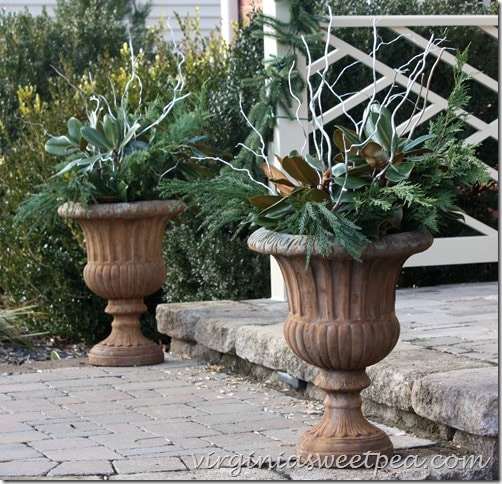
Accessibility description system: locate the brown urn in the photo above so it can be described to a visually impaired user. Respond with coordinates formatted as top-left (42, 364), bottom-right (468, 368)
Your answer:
top-left (58, 200), bottom-right (183, 367)
top-left (248, 228), bottom-right (433, 465)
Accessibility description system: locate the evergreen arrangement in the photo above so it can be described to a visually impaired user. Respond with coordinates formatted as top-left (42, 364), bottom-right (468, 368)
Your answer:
top-left (160, 49), bottom-right (489, 261)
top-left (15, 45), bottom-right (216, 229)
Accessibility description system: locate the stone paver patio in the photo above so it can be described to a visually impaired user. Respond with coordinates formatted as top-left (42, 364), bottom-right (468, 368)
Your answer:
top-left (0, 281), bottom-right (498, 480)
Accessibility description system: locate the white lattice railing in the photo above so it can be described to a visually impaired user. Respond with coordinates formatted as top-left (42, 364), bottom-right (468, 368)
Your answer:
top-left (263, 4), bottom-right (498, 299)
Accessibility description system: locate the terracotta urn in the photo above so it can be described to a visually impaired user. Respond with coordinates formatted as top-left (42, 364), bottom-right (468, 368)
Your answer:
top-left (248, 227), bottom-right (433, 465)
top-left (58, 200), bottom-right (183, 367)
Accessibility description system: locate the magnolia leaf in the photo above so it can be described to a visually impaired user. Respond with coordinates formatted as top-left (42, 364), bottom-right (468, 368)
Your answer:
top-left (361, 141), bottom-right (388, 168)
top-left (81, 126), bottom-right (112, 149)
top-left (249, 194), bottom-right (283, 210)
top-left (51, 157), bottom-right (92, 177)
top-left (120, 122), bottom-right (141, 148)
top-left (347, 163), bottom-right (373, 176)
top-left (45, 136), bottom-right (79, 156)
top-left (178, 162), bottom-right (214, 180)
top-left (281, 155), bottom-right (320, 187)
top-left (333, 175), bottom-right (370, 189)
top-left (333, 188), bottom-right (357, 205)
top-left (259, 197), bottom-right (294, 219)
top-left (363, 103), bottom-right (394, 153)
top-left (51, 158), bottom-right (86, 178)
top-left (67, 117), bottom-right (84, 143)
top-left (260, 163), bottom-right (286, 181)
top-left (400, 148), bottom-right (432, 160)
top-left (304, 153), bottom-right (325, 171)
top-left (332, 163), bottom-right (348, 178)
top-left (301, 188), bottom-right (330, 203)
top-left (378, 207), bottom-right (403, 234)
top-left (385, 161), bottom-right (415, 182)
top-left (259, 163), bottom-right (295, 195)
top-left (402, 133), bottom-right (436, 152)
top-left (102, 114), bottom-right (120, 148)
top-left (333, 127), bottom-right (360, 154)
top-left (250, 213), bottom-right (281, 229)
top-left (117, 180), bottom-right (129, 202)
top-left (333, 152), bottom-right (362, 164)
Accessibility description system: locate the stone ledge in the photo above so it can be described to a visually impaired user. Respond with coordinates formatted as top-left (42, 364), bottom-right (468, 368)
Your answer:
top-left (411, 367), bottom-right (498, 437)
top-left (156, 298), bottom-right (498, 455)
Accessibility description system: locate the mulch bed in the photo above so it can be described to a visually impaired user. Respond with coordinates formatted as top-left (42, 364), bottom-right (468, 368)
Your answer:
top-left (0, 337), bottom-right (90, 373)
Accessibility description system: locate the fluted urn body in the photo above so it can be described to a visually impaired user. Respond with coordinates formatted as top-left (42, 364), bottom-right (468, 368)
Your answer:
top-left (59, 201), bottom-right (183, 366)
top-left (248, 228), bottom-right (433, 465)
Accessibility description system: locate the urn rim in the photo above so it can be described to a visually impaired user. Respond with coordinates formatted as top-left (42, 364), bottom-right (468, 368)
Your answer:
top-left (247, 227), bottom-right (433, 260)
top-left (58, 200), bottom-right (184, 220)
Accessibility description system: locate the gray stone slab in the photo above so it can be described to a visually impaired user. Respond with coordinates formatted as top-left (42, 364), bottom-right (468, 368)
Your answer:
top-left (0, 430), bottom-right (50, 444)
top-left (0, 443), bottom-right (44, 461)
top-left (411, 367), bottom-right (498, 437)
top-left (47, 460), bottom-right (115, 477)
top-left (112, 456), bottom-right (187, 474)
top-left (157, 300), bottom-right (284, 353)
top-left (29, 437), bottom-right (99, 451)
top-left (364, 342), bottom-right (491, 412)
top-left (40, 445), bottom-right (124, 462)
top-left (0, 458), bottom-right (58, 478)
top-left (234, 323), bottom-right (318, 382)
top-left (33, 420), bottom-right (111, 438)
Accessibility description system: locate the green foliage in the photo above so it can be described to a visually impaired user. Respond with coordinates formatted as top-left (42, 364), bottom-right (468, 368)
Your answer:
top-left (163, 213), bottom-right (270, 303)
top-left (54, 0), bottom-right (151, 56)
top-left (15, 43), bottom-right (216, 230)
top-left (0, 0), bottom-right (150, 152)
top-left (162, 51), bottom-right (489, 263)
top-left (206, 12), bottom-right (265, 159)
top-left (160, 173), bottom-right (266, 236)
top-left (231, 4), bottom-right (327, 168)
top-left (172, 11), bottom-right (231, 95)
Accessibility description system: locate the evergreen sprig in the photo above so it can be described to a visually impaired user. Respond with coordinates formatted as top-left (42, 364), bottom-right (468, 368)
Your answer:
top-left (234, 1), bottom-right (327, 167)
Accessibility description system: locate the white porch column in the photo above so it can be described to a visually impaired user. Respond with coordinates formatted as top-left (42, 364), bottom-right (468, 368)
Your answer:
top-left (221, 0), bottom-right (239, 43)
top-left (263, 0), bottom-right (308, 300)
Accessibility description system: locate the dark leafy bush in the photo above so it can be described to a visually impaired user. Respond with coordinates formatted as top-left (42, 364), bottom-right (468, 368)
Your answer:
top-left (161, 12), bottom-right (270, 300)
top-left (206, 11), bottom-right (265, 155)
top-left (163, 213), bottom-right (270, 303)
top-left (0, 0), bottom-right (150, 153)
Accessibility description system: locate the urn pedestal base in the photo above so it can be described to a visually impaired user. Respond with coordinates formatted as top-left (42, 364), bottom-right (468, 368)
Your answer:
top-left (295, 369), bottom-right (393, 467)
top-left (88, 298), bottom-right (164, 367)
top-left (88, 342), bottom-right (164, 367)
